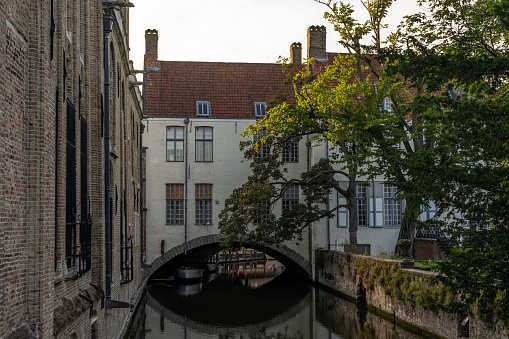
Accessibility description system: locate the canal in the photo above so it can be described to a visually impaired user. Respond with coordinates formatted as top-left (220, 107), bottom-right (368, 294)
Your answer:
top-left (133, 259), bottom-right (432, 339)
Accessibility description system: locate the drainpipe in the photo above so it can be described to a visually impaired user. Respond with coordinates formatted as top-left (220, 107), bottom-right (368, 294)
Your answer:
top-left (140, 121), bottom-right (145, 263)
top-left (103, 14), bottom-right (113, 305)
top-left (184, 118), bottom-right (190, 255)
top-left (306, 136), bottom-right (313, 275)
top-left (326, 140), bottom-right (330, 250)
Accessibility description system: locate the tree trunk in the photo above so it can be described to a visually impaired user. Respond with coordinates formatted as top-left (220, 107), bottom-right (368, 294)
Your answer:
top-left (396, 201), bottom-right (417, 253)
top-left (347, 178), bottom-right (358, 246)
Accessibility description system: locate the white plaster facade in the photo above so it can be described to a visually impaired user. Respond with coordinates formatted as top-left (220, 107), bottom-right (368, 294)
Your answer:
top-left (144, 117), bottom-right (402, 274)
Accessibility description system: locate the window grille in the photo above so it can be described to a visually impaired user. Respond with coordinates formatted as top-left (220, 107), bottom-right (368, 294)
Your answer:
top-left (66, 101), bottom-right (77, 268)
top-left (282, 184), bottom-right (299, 211)
top-left (196, 184), bottom-right (212, 225)
top-left (356, 185), bottom-right (367, 227)
top-left (166, 184), bottom-right (184, 225)
top-left (282, 141), bottom-right (299, 163)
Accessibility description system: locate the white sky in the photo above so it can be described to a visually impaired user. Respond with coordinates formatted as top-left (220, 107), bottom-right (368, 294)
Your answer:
top-left (129, 0), bottom-right (420, 70)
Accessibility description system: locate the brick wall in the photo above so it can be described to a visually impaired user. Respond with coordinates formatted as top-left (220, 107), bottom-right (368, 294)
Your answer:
top-left (0, 0), bottom-right (145, 338)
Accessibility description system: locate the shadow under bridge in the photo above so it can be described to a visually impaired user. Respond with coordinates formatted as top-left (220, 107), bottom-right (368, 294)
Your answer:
top-left (145, 234), bottom-right (312, 280)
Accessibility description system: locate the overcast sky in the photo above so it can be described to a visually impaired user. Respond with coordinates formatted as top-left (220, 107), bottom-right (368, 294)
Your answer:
top-left (129, 0), bottom-right (420, 70)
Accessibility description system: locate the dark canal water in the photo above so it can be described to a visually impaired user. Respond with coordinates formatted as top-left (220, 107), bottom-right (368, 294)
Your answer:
top-left (135, 260), bottom-right (430, 339)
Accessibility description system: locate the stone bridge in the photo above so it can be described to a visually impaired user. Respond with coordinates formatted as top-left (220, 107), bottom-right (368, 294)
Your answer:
top-left (145, 234), bottom-right (312, 279)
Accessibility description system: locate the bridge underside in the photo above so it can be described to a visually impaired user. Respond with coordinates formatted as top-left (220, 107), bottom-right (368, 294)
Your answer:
top-left (146, 234), bottom-right (311, 279)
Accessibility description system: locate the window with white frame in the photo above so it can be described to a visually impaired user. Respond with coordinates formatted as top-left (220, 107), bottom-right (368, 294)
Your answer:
top-left (383, 184), bottom-right (402, 227)
top-left (282, 140), bottom-right (299, 163)
top-left (196, 101), bottom-right (211, 117)
top-left (337, 181), bottom-right (404, 228)
top-left (166, 126), bottom-right (184, 162)
top-left (356, 185), bottom-right (367, 227)
top-left (383, 97), bottom-right (392, 112)
top-left (255, 199), bottom-right (271, 224)
top-left (254, 129), bottom-right (270, 160)
top-left (195, 184), bottom-right (212, 225)
top-left (254, 102), bottom-right (267, 118)
top-left (166, 184), bottom-right (184, 225)
top-left (282, 184), bottom-right (299, 211)
top-left (195, 127), bottom-right (213, 162)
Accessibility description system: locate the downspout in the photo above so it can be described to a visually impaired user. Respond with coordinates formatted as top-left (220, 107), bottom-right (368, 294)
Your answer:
top-left (140, 122), bottom-right (144, 263)
top-left (184, 118), bottom-right (190, 255)
top-left (326, 140), bottom-right (330, 250)
top-left (140, 68), bottom-right (146, 264)
top-left (103, 14), bottom-right (113, 305)
top-left (306, 136), bottom-right (313, 275)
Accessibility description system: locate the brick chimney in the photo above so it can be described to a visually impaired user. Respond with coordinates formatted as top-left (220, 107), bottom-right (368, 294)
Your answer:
top-left (307, 25), bottom-right (326, 60)
top-left (290, 42), bottom-right (302, 65)
top-left (144, 29), bottom-right (158, 68)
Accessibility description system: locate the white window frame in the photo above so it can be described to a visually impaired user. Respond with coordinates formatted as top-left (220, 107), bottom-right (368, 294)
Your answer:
top-left (195, 184), bottom-right (212, 225)
top-left (166, 184), bottom-right (184, 225)
top-left (166, 126), bottom-right (184, 162)
top-left (282, 184), bottom-right (299, 211)
top-left (282, 140), bottom-right (299, 163)
top-left (196, 101), bottom-right (211, 117)
top-left (254, 102), bottom-right (267, 118)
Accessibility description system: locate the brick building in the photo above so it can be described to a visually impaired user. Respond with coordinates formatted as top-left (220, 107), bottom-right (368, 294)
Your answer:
top-left (0, 1), bottom-right (145, 338)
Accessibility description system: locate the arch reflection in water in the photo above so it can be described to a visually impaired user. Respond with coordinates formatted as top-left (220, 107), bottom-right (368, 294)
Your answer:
top-left (142, 260), bottom-right (429, 339)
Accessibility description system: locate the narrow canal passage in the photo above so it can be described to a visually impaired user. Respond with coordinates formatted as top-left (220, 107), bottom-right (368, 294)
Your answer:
top-left (135, 258), bottom-right (432, 338)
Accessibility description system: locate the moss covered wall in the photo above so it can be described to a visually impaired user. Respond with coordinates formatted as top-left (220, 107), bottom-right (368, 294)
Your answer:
top-left (315, 249), bottom-right (508, 339)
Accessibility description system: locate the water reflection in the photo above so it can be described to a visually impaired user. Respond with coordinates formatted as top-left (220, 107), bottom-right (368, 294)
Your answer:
top-left (138, 259), bottom-right (429, 339)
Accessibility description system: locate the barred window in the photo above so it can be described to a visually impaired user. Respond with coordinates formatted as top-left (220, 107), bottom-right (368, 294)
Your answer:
top-left (166, 126), bottom-right (184, 162)
top-left (282, 141), bottom-right (299, 163)
top-left (195, 127), bottom-right (213, 162)
top-left (166, 184), bottom-right (184, 225)
top-left (282, 184), bottom-right (299, 211)
top-left (196, 184), bottom-right (212, 225)
top-left (383, 184), bottom-right (402, 227)
top-left (255, 199), bottom-right (271, 224)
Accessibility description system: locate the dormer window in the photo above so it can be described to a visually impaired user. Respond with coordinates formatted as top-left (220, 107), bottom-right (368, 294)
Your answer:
top-left (254, 102), bottom-right (267, 118)
top-left (196, 101), bottom-right (210, 117)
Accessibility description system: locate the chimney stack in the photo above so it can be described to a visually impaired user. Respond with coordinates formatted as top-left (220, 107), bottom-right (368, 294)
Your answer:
top-left (307, 25), bottom-right (326, 60)
top-left (144, 29), bottom-right (159, 68)
top-left (290, 42), bottom-right (302, 65)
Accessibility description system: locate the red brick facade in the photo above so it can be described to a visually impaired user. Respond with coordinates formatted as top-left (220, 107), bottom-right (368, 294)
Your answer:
top-left (0, 1), bottom-right (145, 338)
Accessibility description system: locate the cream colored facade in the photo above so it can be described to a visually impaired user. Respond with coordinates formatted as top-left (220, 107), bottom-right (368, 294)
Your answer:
top-left (144, 117), bottom-right (401, 277)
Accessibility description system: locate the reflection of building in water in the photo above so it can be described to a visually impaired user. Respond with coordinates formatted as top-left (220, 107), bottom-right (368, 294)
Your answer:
top-left (218, 259), bottom-right (285, 288)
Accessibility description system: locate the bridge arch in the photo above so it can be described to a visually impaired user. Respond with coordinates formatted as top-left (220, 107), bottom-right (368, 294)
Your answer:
top-left (145, 234), bottom-right (311, 279)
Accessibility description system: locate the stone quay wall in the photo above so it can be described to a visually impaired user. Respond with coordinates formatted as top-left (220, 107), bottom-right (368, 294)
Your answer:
top-left (315, 249), bottom-right (508, 339)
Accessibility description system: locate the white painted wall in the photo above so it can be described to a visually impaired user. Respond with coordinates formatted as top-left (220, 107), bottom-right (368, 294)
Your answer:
top-left (144, 117), bottom-right (402, 268)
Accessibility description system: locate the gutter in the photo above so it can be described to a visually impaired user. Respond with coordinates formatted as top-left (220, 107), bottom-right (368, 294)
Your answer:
top-left (184, 118), bottom-right (190, 254)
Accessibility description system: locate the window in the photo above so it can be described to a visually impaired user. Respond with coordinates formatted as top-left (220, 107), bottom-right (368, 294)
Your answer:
top-left (282, 184), bottom-right (299, 211)
top-left (66, 101), bottom-right (77, 268)
top-left (254, 129), bottom-right (270, 160)
top-left (166, 126), bottom-right (184, 162)
top-left (196, 101), bottom-right (210, 117)
top-left (383, 184), bottom-right (402, 227)
top-left (383, 97), bottom-right (392, 112)
top-left (282, 141), bottom-right (299, 163)
top-left (337, 181), bottom-right (405, 228)
top-left (254, 102), bottom-right (267, 118)
top-left (166, 184), bottom-right (184, 225)
top-left (255, 199), bottom-right (271, 224)
top-left (356, 185), bottom-right (367, 227)
top-left (195, 127), bottom-right (213, 162)
top-left (196, 184), bottom-right (212, 225)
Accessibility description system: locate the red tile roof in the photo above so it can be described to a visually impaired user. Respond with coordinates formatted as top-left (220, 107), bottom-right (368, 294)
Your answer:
top-left (145, 53), bottom-right (391, 120)
top-left (145, 61), bottom-right (294, 119)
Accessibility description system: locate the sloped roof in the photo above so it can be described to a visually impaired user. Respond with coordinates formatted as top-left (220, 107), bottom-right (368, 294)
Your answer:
top-left (145, 60), bottom-right (293, 119)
